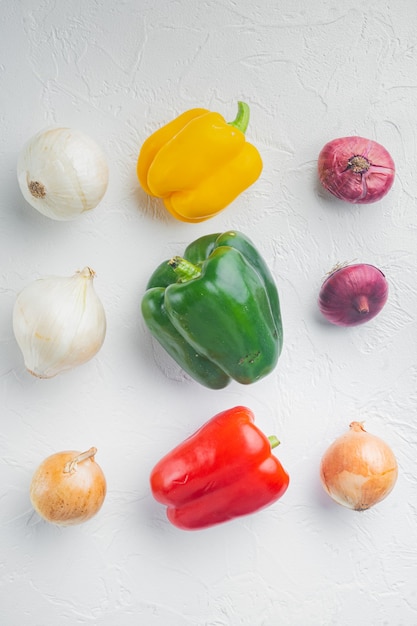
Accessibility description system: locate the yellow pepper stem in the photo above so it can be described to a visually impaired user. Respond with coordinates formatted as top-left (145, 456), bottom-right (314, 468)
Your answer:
top-left (228, 101), bottom-right (250, 134)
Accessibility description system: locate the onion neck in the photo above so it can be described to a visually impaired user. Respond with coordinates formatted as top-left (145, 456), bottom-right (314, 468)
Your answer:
top-left (349, 421), bottom-right (366, 433)
top-left (353, 295), bottom-right (369, 315)
top-left (64, 447), bottom-right (97, 473)
top-left (77, 267), bottom-right (96, 279)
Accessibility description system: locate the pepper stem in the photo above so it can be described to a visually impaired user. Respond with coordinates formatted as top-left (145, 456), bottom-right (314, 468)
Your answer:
top-left (228, 101), bottom-right (250, 134)
top-left (168, 256), bottom-right (202, 282)
top-left (268, 435), bottom-right (280, 449)
top-left (63, 447), bottom-right (97, 474)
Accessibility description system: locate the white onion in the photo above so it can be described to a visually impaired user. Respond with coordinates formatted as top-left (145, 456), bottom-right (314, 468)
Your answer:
top-left (13, 267), bottom-right (106, 378)
top-left (17, 127), bottom-right (109, 220)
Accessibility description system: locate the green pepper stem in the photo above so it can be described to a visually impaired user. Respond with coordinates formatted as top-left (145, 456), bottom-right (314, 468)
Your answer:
top-left (168, 256), bottom-right (202, 282)
top-left (268, 435), bottom-right (280, 449)
top-left (228, 101), bottom-right (250, 134)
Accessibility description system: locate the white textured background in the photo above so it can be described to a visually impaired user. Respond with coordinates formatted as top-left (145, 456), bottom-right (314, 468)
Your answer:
top-left (1, 1), bottom-right (416, 625)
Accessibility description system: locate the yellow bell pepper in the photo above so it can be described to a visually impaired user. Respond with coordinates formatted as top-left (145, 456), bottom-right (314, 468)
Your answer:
top-left (137, 102), bottom-right (263, 222)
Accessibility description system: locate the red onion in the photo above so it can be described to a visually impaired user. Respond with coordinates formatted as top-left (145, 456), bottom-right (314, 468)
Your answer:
top-left (318, 263), bottom-right (388, 327)
top-left (318, 136), bottom-right (395, 203)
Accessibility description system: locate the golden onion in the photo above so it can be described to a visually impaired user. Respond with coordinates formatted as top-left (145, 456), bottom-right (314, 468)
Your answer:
top-left (320, 421), bottom-right (398, 511)
top-left (30, 447), bottom-right (106, 525)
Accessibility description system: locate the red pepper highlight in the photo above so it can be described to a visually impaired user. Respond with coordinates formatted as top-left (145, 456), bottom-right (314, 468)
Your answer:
top-left (150, 406), bottom-right (290, 530)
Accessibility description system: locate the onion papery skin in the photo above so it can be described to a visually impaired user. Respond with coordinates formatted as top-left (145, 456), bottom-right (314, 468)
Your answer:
top-left (318, 263), bottom-right (388, 327)
top-left (17, 127), bottom-right (109, 220)
top-left (320, 422), bottom-right (398, 511)
top-left (318, 136), bottom-right (395, 204)
top-left (30, 448), bottom-right (107, 526)
top-left (12, 267), bottom-right (107, 378)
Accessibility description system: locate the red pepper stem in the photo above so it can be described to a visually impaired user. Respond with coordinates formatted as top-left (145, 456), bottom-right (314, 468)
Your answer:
top-left (228, 101), bottom-right (250, 134)
top-left (168, 256), bottom-right (202, 282)
top-left (268, 435), bottom-right (280, 449)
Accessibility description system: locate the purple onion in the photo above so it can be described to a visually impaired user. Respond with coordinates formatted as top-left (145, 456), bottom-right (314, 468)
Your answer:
top-left (318, 263), bottom-right (388, 327)
top-left (318, 136), bottom-right (395, 204)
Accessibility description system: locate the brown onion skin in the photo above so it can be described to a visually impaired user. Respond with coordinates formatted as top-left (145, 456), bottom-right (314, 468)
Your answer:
top-left (30, 448), bottom-right (106, 526)
top-left (318, 263), bottom-right (388, 327)
top-left (320, 422), bottom-right (398, 511)
top-left (318, 136), bottom-right (395, 204)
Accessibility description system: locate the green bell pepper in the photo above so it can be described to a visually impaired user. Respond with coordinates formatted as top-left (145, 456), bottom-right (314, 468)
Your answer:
top-left (141, 231), bottom-right (283, 389)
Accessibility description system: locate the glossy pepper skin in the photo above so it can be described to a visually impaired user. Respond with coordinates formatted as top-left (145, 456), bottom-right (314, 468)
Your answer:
top-left (150, 406), bottom-right (290, 530)
top-left (137, 102), bottom-right (263, 222)
top-left (141, 231), bottom-right (283, 389)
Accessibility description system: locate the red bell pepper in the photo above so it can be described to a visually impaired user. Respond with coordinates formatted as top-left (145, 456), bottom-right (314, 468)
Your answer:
top-left (150, 406), bottom-right (290, 530)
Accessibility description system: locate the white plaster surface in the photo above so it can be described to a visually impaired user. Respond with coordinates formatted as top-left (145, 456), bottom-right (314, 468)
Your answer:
top-left (1, 1), bottom-right (416, 624)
